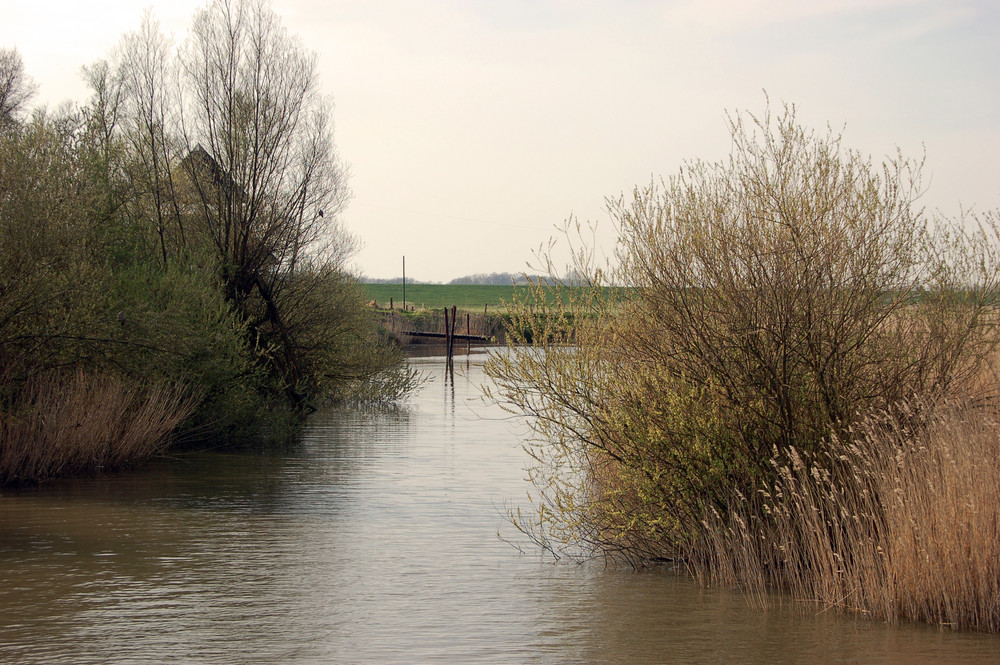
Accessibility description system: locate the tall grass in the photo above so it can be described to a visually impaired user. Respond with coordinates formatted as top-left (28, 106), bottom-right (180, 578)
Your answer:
top-left (690, 396), bottom-right (1000, 631)
top-left (1, 371), bottom-right (198, 485)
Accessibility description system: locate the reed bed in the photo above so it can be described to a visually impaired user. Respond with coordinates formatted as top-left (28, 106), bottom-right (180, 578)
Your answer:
top-left (1, 371), bottom-right (198, 485)
top-left (690, 397), bottom-right (1000, 631)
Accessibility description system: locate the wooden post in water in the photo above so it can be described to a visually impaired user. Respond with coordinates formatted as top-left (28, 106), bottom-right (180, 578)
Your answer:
top-left (449, 307), bottom-right (454, 359)
top-left (444, 306), bottom-right (452, 362)
top-left (449, 306), bottom-right (458, 360)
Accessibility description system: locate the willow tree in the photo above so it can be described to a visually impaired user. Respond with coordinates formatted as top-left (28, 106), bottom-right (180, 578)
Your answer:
top-left (487, 102), bottom-right (1000, 562)
top-left (0, 47), bottom-right (37, 128)
top-left (79, 0), bottom-right (411, 413)
top-left (114, 13), bottom-right (186, 266)
top-left (173, 0), bottom-right (354, 401)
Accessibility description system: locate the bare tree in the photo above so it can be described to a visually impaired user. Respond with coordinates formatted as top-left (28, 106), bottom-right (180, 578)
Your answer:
top-left (0, 47), bottom-right (38, 127)
top-left (79, 0), bottom-right (389, 406)
top-left (179, 0), bottom-right (353, 399)
top-left (116, 13), bottom-right (187, 265)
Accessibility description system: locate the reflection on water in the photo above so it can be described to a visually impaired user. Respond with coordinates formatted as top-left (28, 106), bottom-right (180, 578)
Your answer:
top-left (2, 356), bottom-right (999, 664)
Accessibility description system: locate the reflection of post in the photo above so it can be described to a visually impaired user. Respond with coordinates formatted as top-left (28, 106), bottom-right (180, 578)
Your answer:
top-left (444, 357), bottom-right (455, 390)
top-left (445, 352), bottom-right (455, 408)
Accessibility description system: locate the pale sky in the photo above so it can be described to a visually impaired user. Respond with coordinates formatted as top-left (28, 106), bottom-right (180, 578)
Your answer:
top-left (3, 0), bottom-right (999, 282)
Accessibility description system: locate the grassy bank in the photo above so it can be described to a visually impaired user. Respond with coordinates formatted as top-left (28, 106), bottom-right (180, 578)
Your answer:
top-left (363, 284), bottom-right (521, 311)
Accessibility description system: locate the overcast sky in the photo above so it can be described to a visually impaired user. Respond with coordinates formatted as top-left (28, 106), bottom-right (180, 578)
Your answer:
top-left (3, 0), bottom-right (999, 282)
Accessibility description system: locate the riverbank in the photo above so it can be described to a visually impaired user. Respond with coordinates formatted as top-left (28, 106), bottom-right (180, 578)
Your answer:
top-left (379, 308), bottom-right (509, 347)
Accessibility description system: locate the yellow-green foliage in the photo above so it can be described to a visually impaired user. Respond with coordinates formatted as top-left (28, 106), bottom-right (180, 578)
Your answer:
top-left (486, 101), bottom-right (1000, 575)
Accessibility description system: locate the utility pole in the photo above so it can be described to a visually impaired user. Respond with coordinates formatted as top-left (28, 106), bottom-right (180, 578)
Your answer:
top-left (402, 255), bottom-right (406, 312)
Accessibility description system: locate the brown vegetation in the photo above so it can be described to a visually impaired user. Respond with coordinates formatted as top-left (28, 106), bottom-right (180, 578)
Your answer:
top-left (692, 388), bottom-right (1000, 631)
top-left (1, 371), bottom-right (198, 485)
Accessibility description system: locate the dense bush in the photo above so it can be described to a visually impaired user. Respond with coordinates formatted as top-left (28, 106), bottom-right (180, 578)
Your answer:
top-left (486, 102), bottom-right (1000, 571)
top-left (0, 4), bottom-right (417, 483)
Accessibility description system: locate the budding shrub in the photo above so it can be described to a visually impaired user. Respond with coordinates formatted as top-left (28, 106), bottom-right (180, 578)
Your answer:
top-left (487, 102), bottom-right (1000, 561)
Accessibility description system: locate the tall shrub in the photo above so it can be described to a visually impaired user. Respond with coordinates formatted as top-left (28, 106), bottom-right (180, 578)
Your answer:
top-left (486, 102), bottom-right (1000, 561)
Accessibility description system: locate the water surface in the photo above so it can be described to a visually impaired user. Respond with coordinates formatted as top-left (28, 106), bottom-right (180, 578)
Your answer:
top-left (2, 356), bottom-right (998, 663)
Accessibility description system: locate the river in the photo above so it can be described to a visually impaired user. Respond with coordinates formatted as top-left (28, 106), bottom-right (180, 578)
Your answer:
top-left (1, 355), bottom-right (999, 664)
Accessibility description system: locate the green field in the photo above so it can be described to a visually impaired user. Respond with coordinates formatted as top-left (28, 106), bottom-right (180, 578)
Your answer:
top-left (361, 283), bottom-right (626, 312)
top-left (360, 284), bottom-right (528, 311)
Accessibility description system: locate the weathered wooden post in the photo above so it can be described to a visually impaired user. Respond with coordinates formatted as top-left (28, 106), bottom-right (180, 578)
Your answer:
top-left (449, 306), bottom-right (457, 360)
top-left (444, 306), bottom-right (452, 362)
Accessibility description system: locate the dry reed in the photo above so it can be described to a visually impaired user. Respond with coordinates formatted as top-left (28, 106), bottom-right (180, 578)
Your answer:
top-left (690, 397), bottom-right (1000, 631)
top-left (1, 370), bottom-right (198, 485)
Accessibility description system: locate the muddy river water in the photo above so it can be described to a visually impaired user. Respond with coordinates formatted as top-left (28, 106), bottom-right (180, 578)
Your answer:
top-left (2, 356), bottom-right (998, 663)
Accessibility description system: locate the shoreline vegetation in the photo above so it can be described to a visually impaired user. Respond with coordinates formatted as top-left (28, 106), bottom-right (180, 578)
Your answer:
top-left (4, 0), bottom-right (998, 638)
top-left (0, 1), bottom-right (417, 486)
top-left (485, 103), bottom-right (1000, 631)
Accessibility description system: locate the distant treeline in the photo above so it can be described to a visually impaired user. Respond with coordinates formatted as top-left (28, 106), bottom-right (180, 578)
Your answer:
top-left (447, 272), bottom-right (551, 285)
top-left (363, 277), bottom-right (435, 285)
